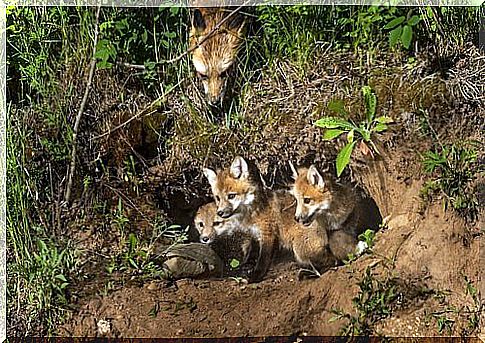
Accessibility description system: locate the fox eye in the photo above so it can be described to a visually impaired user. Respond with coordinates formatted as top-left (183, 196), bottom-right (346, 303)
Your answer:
top-left (198, 72), bottom-right (208, 81)
top-left (198, 222), bottom-right (204, 228)
top-left (227, 193), bottom-right (236, 200)
top-left (215, 196), bottom-right (220, 202)
top-left (303, 197), bottom-right (311, 204)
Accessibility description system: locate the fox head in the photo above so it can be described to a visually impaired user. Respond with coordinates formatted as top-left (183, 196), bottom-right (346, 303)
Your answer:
top-left (203, 156), bottom-right (259, 219)
top-left (290, 164), bottom-right (334, 226)
top-left (194, 202), bottom-right (238, 244)
top-left (189, 8), bottom-right (246, 106)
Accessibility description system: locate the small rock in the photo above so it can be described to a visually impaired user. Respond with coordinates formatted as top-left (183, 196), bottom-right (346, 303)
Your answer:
top-left (146, 282), bottom-right (158, 291)
top-left (176, 329), bottom-right (184, 335)
top-left (97, 319), bottom-right (111, 336)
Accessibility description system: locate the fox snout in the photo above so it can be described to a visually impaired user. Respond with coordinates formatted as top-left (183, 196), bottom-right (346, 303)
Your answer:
top-left (295, 213), bottom-right (313, 227)
top-left (205, 78), bottom-right (226, 107)
top-left (199, 233), bottom-right (214, 244)
top-left (216, 207), bottom-right (234, 219)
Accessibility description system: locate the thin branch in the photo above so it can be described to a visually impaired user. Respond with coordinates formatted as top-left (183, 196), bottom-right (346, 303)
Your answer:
top-left (64, 6), bottom-right (101, 205)
top-left (89, 77), bottom-right (185, 141)
top-left (117, 3), bottom-right (248, 70)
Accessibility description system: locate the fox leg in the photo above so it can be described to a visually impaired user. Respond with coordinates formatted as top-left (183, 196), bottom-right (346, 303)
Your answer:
top-left (297, 262), bottom-right (322, 280)
top-left (240, 239), bottom-right (252, 265)
top-left (328, 230), bottom-right (358, 261)
top-left (249, 237), bottom-right (275, 283)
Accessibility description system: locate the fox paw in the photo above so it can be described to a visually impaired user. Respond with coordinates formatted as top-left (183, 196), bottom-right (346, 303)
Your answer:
top-left (298, 268), bottom-right (321, 280)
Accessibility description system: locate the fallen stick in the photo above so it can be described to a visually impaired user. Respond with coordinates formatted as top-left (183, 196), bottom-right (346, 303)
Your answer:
top-left (64, 6), bottom-right (101, 205)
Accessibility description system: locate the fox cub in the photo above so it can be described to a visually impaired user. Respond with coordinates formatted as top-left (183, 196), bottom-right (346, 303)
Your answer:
top-left (203, 156), bottom-right (335, 282)
top-left (189, 7), bottom-right (247, 106)
top-left (194, 201), bottom-right (254, 267)
top-left (290, 164), bottom-right (382, 261)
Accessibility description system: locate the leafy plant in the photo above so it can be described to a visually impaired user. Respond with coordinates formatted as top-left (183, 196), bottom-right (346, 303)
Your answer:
top-left (331, 266), bottom-right (398, 335)
top-left (315, 86), bottom-right (393, 176)
top-left (420, 142), bottom-right (481, 222)
top-left (384, 10), bottom-right (421, 49)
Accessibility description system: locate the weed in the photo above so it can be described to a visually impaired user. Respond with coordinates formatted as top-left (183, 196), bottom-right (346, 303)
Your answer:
top-left (420, 142), bottom-right (481, 222)
top-left (315, 86), bottom-right (393, 176)
top-left (344, 229), bottom-right (376, 265)
top-left (384, 10), bottom-right (421, 49)
top-left (331, 266), bottom-right (398, 335)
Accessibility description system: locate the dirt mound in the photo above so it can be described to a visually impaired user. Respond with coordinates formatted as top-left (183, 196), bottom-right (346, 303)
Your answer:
top-left (59, 146), bottom-right (483, 337)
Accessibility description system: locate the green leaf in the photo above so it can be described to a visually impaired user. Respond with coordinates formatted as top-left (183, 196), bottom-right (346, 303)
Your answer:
top-left (55, 274), bottom-right (67, 282)
top-left (374, 123), bottom-right (388, 132)
top-left (323, 129), bottom-right (345, 140)
top-left (362, 86), bottom-right (376, 122)
top-left (315, 117), bottom-right (354, 130)
top-left (389, 26), bottom-right (402, 48)
top-left (408, 15), bottom-right (421, 26)
top-left (384, 16), bottom-right (405, 29)
top-left (401, 25), bottom-right (413, 49)
top-left (230, 259), bottom-right (240, 269)
top-left (327, 99), bottom-right (348, 116)
top-left (375, 116), bottom-right (394, 124)
top-left (336, 141), bottom-right (356, 177)
top-left (347, 129), bottom-right (354, 143)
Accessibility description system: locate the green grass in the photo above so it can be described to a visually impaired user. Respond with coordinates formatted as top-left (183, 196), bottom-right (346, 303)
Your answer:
top-left (331, 265), bottom-right (399, 336)
top-left (421, 142), bottom-right (482, 222)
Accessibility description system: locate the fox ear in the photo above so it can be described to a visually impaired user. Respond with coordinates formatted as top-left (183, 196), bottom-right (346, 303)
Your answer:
top-left (289, 161), bottom-right (298, 180)
top-left (230, 156), bottom-right (249, 180)
top-left (307, 165), bottom-right (325, 189)
top-left (192, 9), bottom-right (206, 32)
top-left (203, 168), bottom-right (217, 187)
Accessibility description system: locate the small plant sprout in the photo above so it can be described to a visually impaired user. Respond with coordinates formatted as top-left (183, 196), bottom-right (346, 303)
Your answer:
top-left (315, 86), bottom-right (393, 176)
top-left (229, 258), bottom-right (241, 269)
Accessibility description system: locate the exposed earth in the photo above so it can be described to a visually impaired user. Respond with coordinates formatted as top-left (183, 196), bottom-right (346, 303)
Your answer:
top-left (59, 144), bottom-right (483, 337)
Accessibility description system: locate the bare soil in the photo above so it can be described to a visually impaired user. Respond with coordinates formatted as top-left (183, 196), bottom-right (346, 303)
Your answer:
top-left (59, 144), bottom-right (483, 337)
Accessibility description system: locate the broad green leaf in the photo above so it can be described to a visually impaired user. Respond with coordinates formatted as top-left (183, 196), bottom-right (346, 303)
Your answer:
top-left (362, 86), bottom-right (377, 122)
top-left (408, 15), bottom-right (421, 26)
top-left (384, 16), bottom-right (405, 29)
top-left (315, 117), bottom-right (354, 130)
top-left (327, 99), bottom-right (348, 116)
top-left (401, 25), bottom-right (413, 49)
top-left (336, 141), bottom-right (356, 177)
top-left (323, 129), bottom-right (345, 140)
top-left (375, 116), bottom-right (394, 124)
top-left (389, 26), bottom-right (402, 48)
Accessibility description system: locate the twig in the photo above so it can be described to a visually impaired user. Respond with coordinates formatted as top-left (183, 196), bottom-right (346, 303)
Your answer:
top-left (64, 6), bottom-right (101, 204)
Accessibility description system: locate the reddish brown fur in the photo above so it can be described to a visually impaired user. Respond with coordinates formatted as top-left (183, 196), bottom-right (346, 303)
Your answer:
top-left (189, 7), bottom-right (246, 105)
top-left (292, 167), bottom-right (361, 261)
top-left (205, 159), bottom-right (335, 281)
top-left (275, 192), bottom-right (336, 272)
